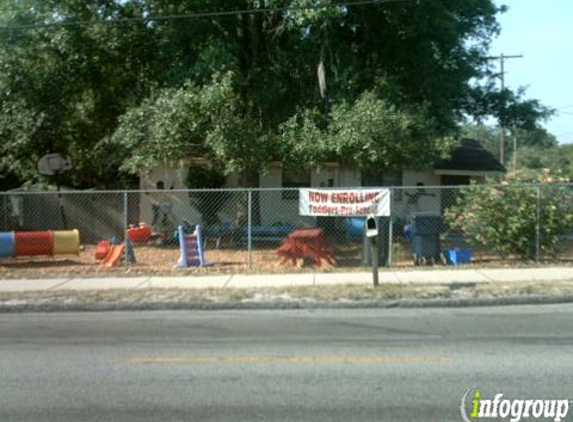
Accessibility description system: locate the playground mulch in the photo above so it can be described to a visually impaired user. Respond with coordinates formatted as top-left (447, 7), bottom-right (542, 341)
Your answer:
top-left (0, 243), bottom-right (341, 279)
top-left (0, 242), bottom-right (572, 279)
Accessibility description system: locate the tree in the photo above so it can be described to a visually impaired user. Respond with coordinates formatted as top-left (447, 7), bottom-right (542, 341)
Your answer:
top-left (278, 92), bottom-right (454, 171)
top-left (468, 86), bottom-right (554, 132)
top-left (518, 145), bottom-right (573, 180)
top-left (0, 0), bottom-right (160, 188)
top-left (0, 0), bottom-right (553, 187)
top-left (112, 0), bottom-right (509, 177)
top-left (461, 123), bottom-right (557, 159)
top-left (461, 122), bottom-right (570, 180)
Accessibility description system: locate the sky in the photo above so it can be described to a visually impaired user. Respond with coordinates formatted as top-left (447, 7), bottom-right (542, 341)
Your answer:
top-left (490, 0), bottom-right (573, 144)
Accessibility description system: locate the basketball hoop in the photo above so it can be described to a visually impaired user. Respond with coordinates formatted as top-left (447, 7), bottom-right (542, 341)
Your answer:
top-left (36, 153), bottom-right (73, 229)
top-left (37, 153), bottom-right (73, 176)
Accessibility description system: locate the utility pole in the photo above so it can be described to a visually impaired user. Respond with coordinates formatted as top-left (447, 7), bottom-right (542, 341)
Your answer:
top-left (512, 132), bottom-right (518, 174)
top-left (486, 53), bottom-right (523, 165)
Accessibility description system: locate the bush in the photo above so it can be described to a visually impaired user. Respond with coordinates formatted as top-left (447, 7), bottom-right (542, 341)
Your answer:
top-left (445, 179), bottom-right (573, 260)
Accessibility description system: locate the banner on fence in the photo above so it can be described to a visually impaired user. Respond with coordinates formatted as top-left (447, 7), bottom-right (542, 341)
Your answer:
top-left (299, 188), bottom-right (391, 217)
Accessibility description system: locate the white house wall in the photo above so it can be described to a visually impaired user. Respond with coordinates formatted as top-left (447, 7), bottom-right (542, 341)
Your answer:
top-left (139, 164), bottom-right (202, 228)
top-left (342, 166), bottom-right (362, 187)
top-left (394, 170), bottom-right (442, 220)
top-left (140, 165), bottom-right (446, 229)
top-left (402, 170), bottom-right (440, 187)
top-left (258, 166), bottom-right (312, 227)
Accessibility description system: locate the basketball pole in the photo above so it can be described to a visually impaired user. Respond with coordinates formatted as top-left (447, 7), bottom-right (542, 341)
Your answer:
top-left (37, 154), bottom-right (72, 230)
top-left (56, 175), bottom-right (68, 230)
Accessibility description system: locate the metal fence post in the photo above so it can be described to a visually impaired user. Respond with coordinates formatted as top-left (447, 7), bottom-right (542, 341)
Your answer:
top-left (2, 195), bottom-right (6, 231)
top-left (247, 189), bottom-right (252, 272)
top-left (388, 188), bottom-right (393, 267)
top-left (535, 184), bottom-right (541, 263)
top-left (123, 191), bottom-right (129, 266)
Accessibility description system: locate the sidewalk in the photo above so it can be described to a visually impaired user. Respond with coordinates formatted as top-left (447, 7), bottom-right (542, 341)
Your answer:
top-left (0, 267), bottom-right (572, 293)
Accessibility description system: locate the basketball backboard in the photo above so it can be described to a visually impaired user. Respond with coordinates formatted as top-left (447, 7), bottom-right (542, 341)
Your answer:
top-left (37, 153), bottom-right (73, 176)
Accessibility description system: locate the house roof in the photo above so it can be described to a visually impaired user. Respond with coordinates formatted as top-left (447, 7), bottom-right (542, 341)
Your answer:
top-left (435, 138), bottom-right (505, 173)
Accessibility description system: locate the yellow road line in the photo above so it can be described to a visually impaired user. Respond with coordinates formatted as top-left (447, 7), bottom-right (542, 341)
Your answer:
top-left (126, 355), bottom-right (452, 365)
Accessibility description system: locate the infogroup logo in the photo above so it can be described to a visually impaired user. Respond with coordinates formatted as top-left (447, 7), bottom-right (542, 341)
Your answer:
top-left (460, 388), bottom-right (571, 422)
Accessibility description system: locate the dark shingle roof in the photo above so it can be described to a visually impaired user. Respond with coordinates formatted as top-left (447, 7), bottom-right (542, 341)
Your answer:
top-left (435, 138), bottom-right (505, 172)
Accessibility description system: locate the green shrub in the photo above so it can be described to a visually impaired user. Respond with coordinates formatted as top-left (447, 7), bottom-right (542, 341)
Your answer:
top-left (445, 180), bottom-right (573, 260)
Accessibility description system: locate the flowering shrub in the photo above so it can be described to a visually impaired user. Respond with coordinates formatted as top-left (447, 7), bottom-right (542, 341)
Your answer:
top-left (445, 177), bottom-right (573, 260)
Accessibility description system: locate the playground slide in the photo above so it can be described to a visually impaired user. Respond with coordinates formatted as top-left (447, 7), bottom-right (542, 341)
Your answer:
top-left (102, 244), bottom-right (124, 267)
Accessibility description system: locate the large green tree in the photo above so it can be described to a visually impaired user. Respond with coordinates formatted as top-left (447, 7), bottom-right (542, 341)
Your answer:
top-left (461, 123), bottom-right (557, 157)
top-left (517, 144), bottom-right (573, 180)
top-left (0, 0), bottom-right (159, 187)
top-left (0, 0), bottom-right (552, 187)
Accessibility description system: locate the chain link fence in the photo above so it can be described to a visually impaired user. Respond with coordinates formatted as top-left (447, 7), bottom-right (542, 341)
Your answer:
top-left (0, 184), bottom-right (572, 275)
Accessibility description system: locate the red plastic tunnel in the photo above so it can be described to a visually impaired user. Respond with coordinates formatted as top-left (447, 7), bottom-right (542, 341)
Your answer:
top-left (14, 231), bottom-right (54, 256)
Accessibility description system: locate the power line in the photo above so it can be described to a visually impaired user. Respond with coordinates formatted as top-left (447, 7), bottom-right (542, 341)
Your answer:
top-left (0, 0), bottom-right (414, 31)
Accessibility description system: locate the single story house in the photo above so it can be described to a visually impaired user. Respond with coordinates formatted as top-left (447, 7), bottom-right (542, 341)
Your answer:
top-left (138, 139), bottom-right (504, 229)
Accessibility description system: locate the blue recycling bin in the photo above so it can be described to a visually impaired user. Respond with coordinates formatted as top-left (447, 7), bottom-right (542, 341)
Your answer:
top-left (444, 248), bottom-right (472, 265)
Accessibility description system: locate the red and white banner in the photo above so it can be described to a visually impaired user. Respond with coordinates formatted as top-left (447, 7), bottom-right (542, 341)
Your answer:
top-left (299, 189), bottom-right (391, 217)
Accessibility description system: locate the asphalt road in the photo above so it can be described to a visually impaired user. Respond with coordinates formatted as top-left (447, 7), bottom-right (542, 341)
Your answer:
top-left (1, 305), bottom-right (572, 422)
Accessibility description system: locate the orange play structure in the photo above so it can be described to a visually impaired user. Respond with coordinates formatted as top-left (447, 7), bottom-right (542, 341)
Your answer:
top-left (101, 244), bottom-right (125, 267)
top-left (95, 240), bottom-right (111, 260)
top-left (95, 237), bottom-right (135, 267)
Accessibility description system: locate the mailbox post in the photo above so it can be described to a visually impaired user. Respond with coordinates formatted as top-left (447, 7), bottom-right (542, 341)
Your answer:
top-left (366, 215), bottom-right (379, 287)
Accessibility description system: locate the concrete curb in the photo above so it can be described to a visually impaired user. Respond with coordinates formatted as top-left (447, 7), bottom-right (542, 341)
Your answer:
top-left (2, 294), bottom-right (573, 313)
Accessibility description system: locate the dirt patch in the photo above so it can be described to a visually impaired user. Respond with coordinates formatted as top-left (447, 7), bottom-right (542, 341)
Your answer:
top-left (0, 243), bottom-right (340, 279)
top-left (0, 241), bottom-right (572, 279)
top-left (1, 281), bottom-right (573, 306)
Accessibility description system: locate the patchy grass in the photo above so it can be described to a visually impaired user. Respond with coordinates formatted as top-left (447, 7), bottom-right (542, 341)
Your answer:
top-left (472, 281), bottom-right (573, 298)
top-left (1, 280), bottom-right (573, 306)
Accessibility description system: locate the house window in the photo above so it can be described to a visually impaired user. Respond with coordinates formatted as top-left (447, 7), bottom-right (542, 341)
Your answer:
top-left (282, 169), bottom-right (310, 200)
top-left (361, 169), bottom-right (402, 187)
top-left (361, 169), bottom-right (402, 200)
